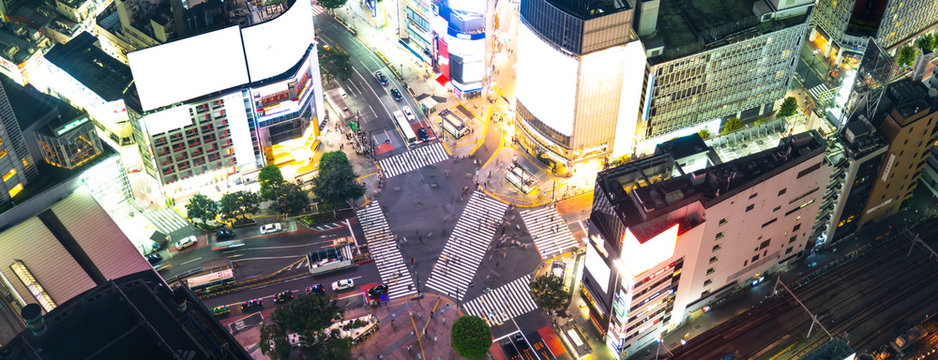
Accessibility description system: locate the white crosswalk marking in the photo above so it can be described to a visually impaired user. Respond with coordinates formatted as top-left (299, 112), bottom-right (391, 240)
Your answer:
top-left (425, 191), bottom-right (509, 301)
top-left (312, 4), bottom-right (325, 15)
top-left (520, 207), bottom-right (580, 260)
top-left (378, 142), bottom-right (449, 178)
top-left (808, 84), bottom-right (835, 105)
top-left (462, 275), bottom-right (538, 326)
top-left (356, 202), bottom-right (417, 300)
top-left (143, 208), bottom-right (190, 234)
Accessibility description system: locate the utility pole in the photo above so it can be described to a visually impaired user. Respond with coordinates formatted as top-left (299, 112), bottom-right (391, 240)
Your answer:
top-left (774, 277), bottom-right (833, 339)
top-left (905, 229), bottom-right (938, 260)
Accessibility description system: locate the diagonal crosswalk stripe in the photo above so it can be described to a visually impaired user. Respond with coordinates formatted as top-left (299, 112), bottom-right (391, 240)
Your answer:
top-left (356, 202), bottom-right (417, 299)
top-left (461, 275), bottom-right (538, 326)
top-left (425, 191), bottom-right (509, 301)
top-left (519, 207), bottom-right (580, 260)
top-left (378, 142), bottom-right (450, 178)
top-left (143, 208), bottom-right (190, 234)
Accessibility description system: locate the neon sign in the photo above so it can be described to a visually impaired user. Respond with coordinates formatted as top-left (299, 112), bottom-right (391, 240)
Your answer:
top-left (56, 117), bottom-right (90, 136)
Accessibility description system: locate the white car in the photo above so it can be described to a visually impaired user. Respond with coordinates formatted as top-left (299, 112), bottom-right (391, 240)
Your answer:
top-left (175, 235), bottom-right (197, 249)
top-left (402, 106), bottom-right (417, 123)
top-left (260, 223), bottom-right (282, 234)
top-left (331, 279), bottom-right (355, 292)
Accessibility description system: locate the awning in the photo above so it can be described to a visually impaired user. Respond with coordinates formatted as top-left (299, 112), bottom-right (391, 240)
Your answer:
top-left (150, 231), bottom-right (167, 242)
top-left (436, 75), bottom-right (449, 86)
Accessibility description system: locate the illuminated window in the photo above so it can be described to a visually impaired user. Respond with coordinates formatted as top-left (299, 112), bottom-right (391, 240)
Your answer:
top-left (8, 183), bottom-right (22, 198)
top-left (0, 149), bottom-right (5, 159)
top-left (2, 168), bottom-right (16, 182)
top-left (10, 260), bottom-right (56, 312)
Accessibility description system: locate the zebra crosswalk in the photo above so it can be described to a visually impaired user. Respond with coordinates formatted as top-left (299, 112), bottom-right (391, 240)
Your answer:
top-left (425, 191), bottom-right (509, 301)
top-left (462, 275), bottom-right (538, 327)
top-left (378, 142), bottom-right (449, 178)
top-left (807, 84), bottom-right (835, 106)
top-left (143, 208), bottom-right (190, 234)
top-left (520, 207), bottom-right (580, 260)
top-left (312, 4), bottom-right (325, 15)
top-left (356, 202), bottom-right (417, 300)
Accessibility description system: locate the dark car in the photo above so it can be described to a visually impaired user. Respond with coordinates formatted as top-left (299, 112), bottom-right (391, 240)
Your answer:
top-left (145, 253), bottom-right (162, 265)
top-left (241, 299), bottom-right (264, 312)
top-left (416, 127), bottom-right (429, 141)
top-left (390, 88), bottom-right (403, 101)
top-left (501, 340), bottom-right (521, 360)
top-left (307, 284), bottom-right (326, 294)
top-left (367, 284), bottom-right (389, 300)
top-left (374, 71), bottom-right (389, 86)
top-left (216, 229), bottom-right (235, 240)
top-left (275, 290), bottom-right (294, 303)
top-left (511, 333), bottom-right (530, 353)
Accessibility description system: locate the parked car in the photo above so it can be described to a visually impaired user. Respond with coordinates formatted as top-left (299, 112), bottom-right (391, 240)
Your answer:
top-left (402, 106), bottom-right (417, 122)
top-left (332, 278), bottom-right (355, 292)
top-left (390, 88), bottom-right (403, 101)
top-left (241, 299), bottom-right (264, 312)
top-left (416, 127), bottom-right (429, 141)
top-left (175, 235), bottom-right (197, 249)
top-left (275, 290), bottom-right (294, 303)
top-left (216, 229), bottom-right (235, 240)
top-left (145, 253), bottom-right (162, 265)
top-left (367, 284), bottom-right (389, 299)
top-left (260, 223), bottom-right (282, 234)
top-left (374, 71), bottom-right (389, 86)
top-left (307, 284), bottom-right (326, 294)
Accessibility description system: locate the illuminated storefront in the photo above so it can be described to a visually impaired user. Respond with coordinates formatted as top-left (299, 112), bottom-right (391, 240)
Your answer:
top-left (35, 116), bottom-right (103, 169)
top-left (429, 0), bottom-right (486, 98)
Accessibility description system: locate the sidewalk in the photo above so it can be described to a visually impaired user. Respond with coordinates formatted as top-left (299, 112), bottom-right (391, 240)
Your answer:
top-left (346, 294), bottom-right (464, 360)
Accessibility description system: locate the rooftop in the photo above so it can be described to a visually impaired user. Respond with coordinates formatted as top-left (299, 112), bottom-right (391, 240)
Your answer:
top-left (1, 77), bottom-right (85, 136)
top-left (840, 117), bottom-right (887, 159)
top-left (0, 23), bottom-right (45, 64)
top-left (545, 0), bottom-right (631, 20)
top-left (1, 271), bottom-right (251, 360)
top-left (596, 130), bottom-right (827, 241)
top-left (43, 32), bottom-right (134, 102)
top-left (644, 0), bottom-right (808, 63)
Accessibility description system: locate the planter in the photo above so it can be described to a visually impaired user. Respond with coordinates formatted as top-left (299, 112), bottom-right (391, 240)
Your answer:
top-left (230, 218), bottom-right (257, 228)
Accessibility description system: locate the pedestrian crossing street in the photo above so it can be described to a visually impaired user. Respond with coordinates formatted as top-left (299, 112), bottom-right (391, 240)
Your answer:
top-left (462, 275), bottom-right (538, 327)
top-left (807, 84), bottom-right (835, 105)
top-left (143, 208), bottom-right (190, 234)
top-left (311, 4), bottom-right (325, 15)
top-left (356, 202), bottom-right (417, 300)
top-left (425, 191), bottom-right (509, 301)
top-left (520, 207), bottom-right (580, 260)
top-left (378, 142), bottom-right (449, 178)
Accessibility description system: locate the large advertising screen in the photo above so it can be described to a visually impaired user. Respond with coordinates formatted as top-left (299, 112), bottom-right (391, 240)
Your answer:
top-left (242, 0), bottom-right (315, 82)
top-left (251, 56), bottom-right (314, 123)
top-left (128, 26), bottom-right (250, 112)
top-left (515, 24), bottom-right (577, 137)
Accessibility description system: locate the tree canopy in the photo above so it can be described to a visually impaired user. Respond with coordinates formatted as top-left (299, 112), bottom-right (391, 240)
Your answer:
top-left (185, 193), bottom-right (217, 222)
top-left (259, 165), bottom-right (286, 201)
top-left (720, 116), bottom-right (743, 135)
top-left (272, 181), bottom-right (310, 216)
top-left (778, 96), bottom-right (798, 117)
top-left (530, 274), bottom-right (569, 311)
top-left (312, 151), bottom-right (365, 207)
top-left (450, 315), bottom-right (492, 359)
top-left (319, 46), bottom-right (353, 82)
top-left (916, 33), bottom-right (935, 53)
top-left (219, 190), bottom-right (261, 220)
top-left (319, 0), bottom-right (347, 10)
top-left (259, 292), bottom-right (349, 360)
top-left (697, 129), bottom-right (711, 140)
top-left (897, 45), bottom-right (919, 68)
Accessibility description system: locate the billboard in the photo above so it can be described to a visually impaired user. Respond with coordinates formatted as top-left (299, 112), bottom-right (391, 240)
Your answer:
top-left (241, 0), bottom-right (315, 82)
top-left (515, 23), bottom-right (578, 137)
top-left (128, 26), bottom-right (250, 112)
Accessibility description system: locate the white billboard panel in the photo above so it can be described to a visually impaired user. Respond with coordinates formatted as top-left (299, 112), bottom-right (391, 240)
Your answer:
top-left (447, 0), bottom-right (485, 15)
top-left (242, 0), bottom-right (314, 82)
top-left (128, 26), bottom-right (249, 112)
top-left (515, 24), bottom-right (578, 137)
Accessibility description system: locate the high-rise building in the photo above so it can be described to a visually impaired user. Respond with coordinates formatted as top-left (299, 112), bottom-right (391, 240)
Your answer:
top-left (636, 0), bottom-right (813, 146)
top-left (427, 0), bottom-right (487, 99)
top-left (0, 78), bottom-right (38, 203)
top-left (861, 79), bottom-right (938, 224)
top-left (514, 0), bottom-right (646, 167)
top-left (0, 270), bottom-right (251, 359)
top-left (811, 0), bottom-right (938, 68)
top-left (580, 130), bottom-right (829, 357)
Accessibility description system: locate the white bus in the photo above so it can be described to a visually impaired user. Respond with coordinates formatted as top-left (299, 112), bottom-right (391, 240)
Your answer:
top-left (186, 269), bottom-right (234, 293)
top-left (393, 110), bottom-right (417, 147)
top-left (441, 113), bottom-right (469, 139)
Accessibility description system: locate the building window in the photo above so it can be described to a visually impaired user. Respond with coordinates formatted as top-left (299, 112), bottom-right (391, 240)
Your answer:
top-left (749, 193), bottom-right (758, 199)
top-left (8, 183), bottom-right (23, 198)
top-left (752, 254), bottom-right (760, 262)
top-left (706, 268), bottom-right (715, 275)
top-left (719, 218), bottom-right (728, 226)
top-left (793, 224), bottom-right (801, 232)
top-left (773, 205), bottom-right (781, 212)
top-left (759, 239), bottom-right (771, 249)
top-left (712, 244), bottom-right (721, 252)
top-left (10, 260), bottom-right (57, 312)
top-left (2, 168), bottom-right (16, 182)
top-left (709, 256), bottom-right (718, 264)
top-left (703, 280), bottom-right (712, 287)
top-left (762, 218), bottom-right (777, 228)
top-left (715, 232), bottom-right (725, 240)
top-left (785, 247), bottom-right (793, 254)
top-left (746, 204), bottom-right (755, 212)
top-left (797, 162), bottom-right (823, 179)
top-left (778, 188), bottom-right (787, 196)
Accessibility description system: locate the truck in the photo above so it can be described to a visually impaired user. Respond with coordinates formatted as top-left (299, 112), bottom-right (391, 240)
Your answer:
top-left (307, 244), bottom-right (355, 276)
top-left (326, 314), bottom-right (380, 345)
top-left (890, 325), bottom-right (925, 353)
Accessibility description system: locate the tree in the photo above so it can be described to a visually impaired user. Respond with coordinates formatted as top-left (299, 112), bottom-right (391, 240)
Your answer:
top-left (916, 33), bottom-right (935, 53)
top-left (897, 45), bottom-right (919, 68)
top-left (312, 151), bottom-right (365, 207)
top-left (259, 292), bottom-right (348, 360)
top-left (259, 165), bottom-right (286, 201)
top-left (530, 275), bottom-right (570, 312)
top-left (450, 315), bottom-right (492, 359)
top-left (697, 129), bottom-right (711, 140)
top-left (272, 181), bottom-right (310, 216)
top-left (319, 0), bottom-right (347, 11)
top-left (319, 46), bottom-right (353, 82)
top-left (219, 190), bottom-right (261, 220)
top-left (259, 324), bottom-right (292, 360)
top-left (185, 193), bottom-right (217, 222)
top-left (720, 116), bottom-right (743, 135)
top-left (778, 96), bottom-right (798, 117)
top-left (609, 154), bottom-right (631, 168)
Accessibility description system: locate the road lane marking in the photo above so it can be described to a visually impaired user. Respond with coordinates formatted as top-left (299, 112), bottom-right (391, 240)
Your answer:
top-left (180, 257), bottom-right (202, 266)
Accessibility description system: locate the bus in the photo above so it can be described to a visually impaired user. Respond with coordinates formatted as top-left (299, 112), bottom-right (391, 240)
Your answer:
top-left (186, 269), bottom-right (234, 293)
top-left (393, 110), bottom-right (417, 147)
top-left (441, 112), bottom-right (468, 139)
